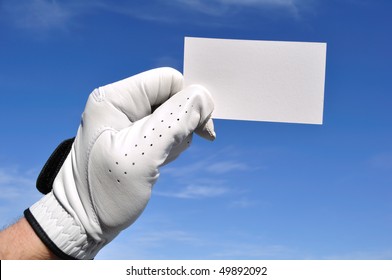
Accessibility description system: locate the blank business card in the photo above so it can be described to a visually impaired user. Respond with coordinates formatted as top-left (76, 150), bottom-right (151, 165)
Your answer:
top-left (183, 37), bottom-right (327, 124)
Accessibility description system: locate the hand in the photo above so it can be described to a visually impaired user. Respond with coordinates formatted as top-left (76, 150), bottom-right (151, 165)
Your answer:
top-left (25, 67), bottom-right (215, 259)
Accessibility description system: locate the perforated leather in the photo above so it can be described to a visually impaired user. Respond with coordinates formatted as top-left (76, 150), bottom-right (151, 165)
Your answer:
top-left (26, 68), bottom-right (215, 259)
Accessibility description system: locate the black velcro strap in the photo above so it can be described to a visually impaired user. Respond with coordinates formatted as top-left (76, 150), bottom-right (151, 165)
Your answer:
top-left (36, 137), bottom-right (75, 194)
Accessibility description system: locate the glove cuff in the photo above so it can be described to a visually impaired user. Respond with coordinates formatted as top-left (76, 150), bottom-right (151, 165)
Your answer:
top-left (24, 192), bottom-right (101, 259)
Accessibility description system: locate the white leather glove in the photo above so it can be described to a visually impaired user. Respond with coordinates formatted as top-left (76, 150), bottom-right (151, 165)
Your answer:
top-left (24, 67), bottom-right (215, 259)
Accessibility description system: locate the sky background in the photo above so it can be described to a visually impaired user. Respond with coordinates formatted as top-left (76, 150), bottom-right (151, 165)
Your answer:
top-left (0, 0), bottom-right (391, 260)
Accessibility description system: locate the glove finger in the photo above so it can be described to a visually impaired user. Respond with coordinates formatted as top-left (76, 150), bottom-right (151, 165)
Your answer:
top-left (114, 85), bottom-right (215, 168)
top-left (148, 85), bottom-right (215, 164)
top-left (100, 67), bottom-right (183, 123)
top-left (82, 67), bottom-right (184, 135)
top-left (195, 117), bottom-right (216, 141)
top-left (162, 117), bottom-right (215, 165)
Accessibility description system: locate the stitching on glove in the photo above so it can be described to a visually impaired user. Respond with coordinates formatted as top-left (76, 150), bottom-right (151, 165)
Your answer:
top-left (30, 192), bottom-right (102, 259)
top-left (91, 87), bottom-right (106, 102)
top-left (88, 93), bottom-right (194, 211)
top-left (85, 126), bottom-right (118, 225)
top-left (24, 208), bottom-right (78, 260)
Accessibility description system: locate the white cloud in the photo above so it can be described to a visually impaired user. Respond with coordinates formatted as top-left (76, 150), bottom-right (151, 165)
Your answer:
top-left (0, 168), bottom-right (37, 199)
top-left (155, 183), bottom-right (229, 199)
top-left (369, 151), bottom-right (392, 170)
top-left (162, 157), bottom-right (251, 178)
top-left (136, 229), bottom-right (197, 245)
top-left (161, 160), bottom-right (206, 179)
top-left (98, 214), bottom-right (298, 259)
top-left (2, 0), bottom-right (73, 30)
top-left (1, 0), bottom-right (316, 32)
top-left (229, 197), bottom-right (258, 208)
top-left (207, 160), bottom-right (248, 174)
top-left (96, 213), bottom-right (205, 259)
top-left (177, 0), bottom-right (299, 9)
top-left (325, 249), bottom-right (392, 260)
top-left (169, 0), bottom-right (230, 16)
top-left (171, 0), bottom-right (314, 17)
top-left (0, 167), bottom-right (41, 226)
top-left (212, 243), bottom-right (292, 259)
top-left (158, 146), bottom-right (260, 200)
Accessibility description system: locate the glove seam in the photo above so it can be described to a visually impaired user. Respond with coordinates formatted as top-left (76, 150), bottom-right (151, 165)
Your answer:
top-left (24, 208), bottom-right (78, 260)
top-left (91, 87), bottom-right (106, 102)
top-left (85, 126), bottom-right (119, 226)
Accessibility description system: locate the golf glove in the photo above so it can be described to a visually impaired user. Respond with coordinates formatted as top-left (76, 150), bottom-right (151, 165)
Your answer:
top-left (24, 67), bottom-right (215, 259)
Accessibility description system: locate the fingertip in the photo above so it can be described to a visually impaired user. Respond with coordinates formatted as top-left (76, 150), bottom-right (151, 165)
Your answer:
top-left (185, 84), bottom-right (215, 123)
top-left (156, 67), bottom-right (184, 96)
top-left (195, 118), bottom-right (216, 141)
top-left (181, 85), bottom-right (216, 141)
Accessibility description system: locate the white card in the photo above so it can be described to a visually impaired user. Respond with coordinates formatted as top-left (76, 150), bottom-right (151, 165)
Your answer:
top-left (183, 37), bottom-right (327, 124)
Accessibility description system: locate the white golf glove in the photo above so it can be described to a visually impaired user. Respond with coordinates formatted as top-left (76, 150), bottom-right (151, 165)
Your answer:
top-left (24, 67), bottom-right (215, 259)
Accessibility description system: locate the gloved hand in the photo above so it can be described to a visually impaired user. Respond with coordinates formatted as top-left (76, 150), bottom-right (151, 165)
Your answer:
top-left (24, 67), bottom-right (215, 259)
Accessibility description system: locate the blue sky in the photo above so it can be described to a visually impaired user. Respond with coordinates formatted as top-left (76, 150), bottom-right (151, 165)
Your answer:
top-left (0, 0), bottom-right (391, 260)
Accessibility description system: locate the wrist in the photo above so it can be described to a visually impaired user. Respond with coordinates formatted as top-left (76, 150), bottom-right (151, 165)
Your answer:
top-left (0, 217), bottom-right (59, 260)
top-left (25, 192), bottom-right (102, 259)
